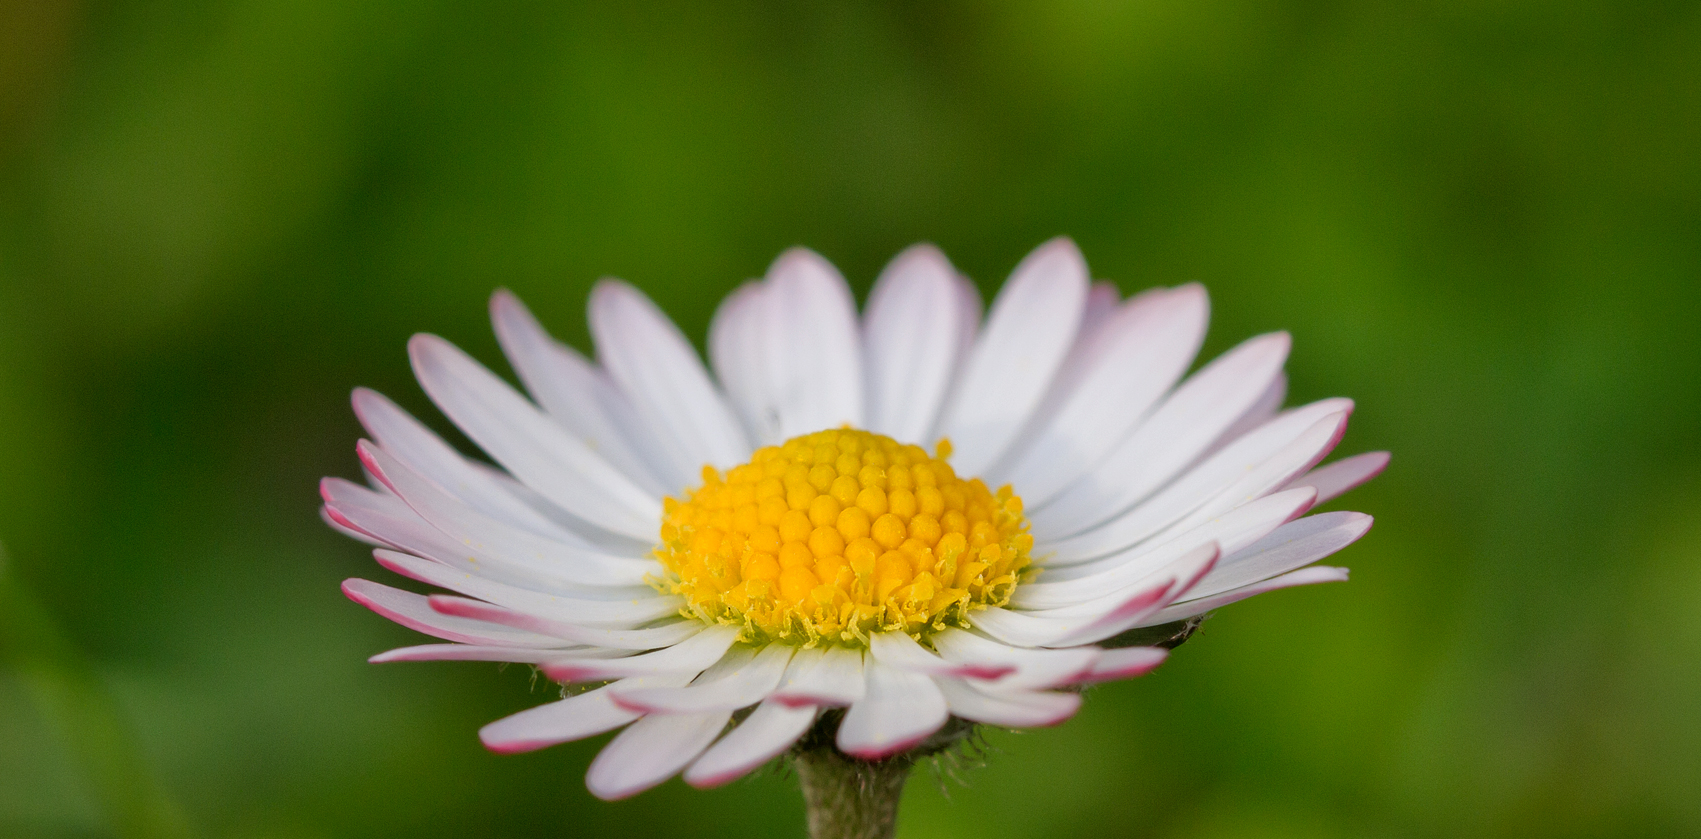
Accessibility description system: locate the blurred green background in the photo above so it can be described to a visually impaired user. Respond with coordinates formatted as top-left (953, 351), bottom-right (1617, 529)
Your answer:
top-left (2, 1), bottom-right (1699, 837)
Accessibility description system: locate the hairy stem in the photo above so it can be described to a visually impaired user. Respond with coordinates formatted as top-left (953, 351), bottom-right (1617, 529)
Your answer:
top-left (794, 746), bottom-right (912, 839)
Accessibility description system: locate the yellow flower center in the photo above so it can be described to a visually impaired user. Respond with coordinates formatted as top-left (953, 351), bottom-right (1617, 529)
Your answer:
top-left (655, 429), bottom-right (1032, 646)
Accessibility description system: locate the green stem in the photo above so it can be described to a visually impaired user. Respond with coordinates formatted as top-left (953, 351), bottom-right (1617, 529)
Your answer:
top-left (793, 746), bottom-right (912, 839)
top-left (0, 554), bottom-right (193, 839)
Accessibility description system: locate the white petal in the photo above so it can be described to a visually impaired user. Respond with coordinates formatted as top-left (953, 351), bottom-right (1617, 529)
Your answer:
top-left (1076, 280), bottom-right (1122, 339)
top-left (409, 334), bottom-right (661, 541)
top-left (1284, 451), bottom-right (1390, 508)
top-left (585, 709), bottom-right (731, 800)
top-left (863, 244), bottom-right (968, 443)
top-left (951, 275), bottom-right (983, 380)
top-left (463, 462), bottom-right (652, 555)
top-left (1032, 332), bottom-right (1291, 537)
top-left (1071, 646), bottom-right (1168, 685)
top-left (541, 625), bottom-right (743, 683)
top-left (1041, 567), bottom-right (1218, 647)
top-left (341, 579), bottom-right (565, 648)
top-left (868, 630), bottom-right (1014, 680)
top-left (685, 698), bottom-right (818, 788)
top-left (771, 645), bottom-right (867, 707)
top-left (968, 564), bottom-right (1185, 648)
top-left (1129, 410), bottom-right (1349, 548)
top-left (611, 643), bottom-right (795, 714)
top-left (427, 595), bottom-right (702, 651)
top-left (929, 629), bottom-right (1100, 690)
top-left (935, 238), bottom-right (1089, 475)
top-left (1207, 370), bottom-right (1288, 455)
top-left (992, 284), bottom-right (1208, 504)
top-left (708, 282), bottom-right (777, 444)
top-left (479, 675), bottom-right (690, 754)
top-left (981, 542), bottom-right (1220, 648)
top-left (360, 441), bottom-right (658, 588)
top-left (934, 678), bottom-right (1081, 728)
top-left (1184, 511), bottom-right (1373, 601)
top-left (589, 280), bottom-right (751, 473)
top-left (1034, 283), bottom-right (1163, 404)
top-left (373, 550), bottom-right (679, 628)
top-left (370, 644), bottom-right (608, 664)
top-left (835, 661), bottom-right (949, 759)
top-left (321, 504), bottom-right (388, 546)
top-left (489, 291), bottom-right (675, 495)
top-left (322, 477), bottom-right (457, 554)
top-left (352, 387), bottom-right (597, 545)
top-left (760, 248), bottom-right (865, 438)
top-left (1022, 539), bottom-right (1222, 622)
top-left (322, 478), bottom-right (642, 599)
top-left (1137, 565), bottom-right (1350, 626)
top-left (1042, 400), bottom-right (1349, 559)
top-left (1017, 488), bottom-right (1316, 607)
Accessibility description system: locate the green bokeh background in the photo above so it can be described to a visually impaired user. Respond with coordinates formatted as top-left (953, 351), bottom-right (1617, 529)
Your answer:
top-left (2, 2), bottom-right (1699, 837)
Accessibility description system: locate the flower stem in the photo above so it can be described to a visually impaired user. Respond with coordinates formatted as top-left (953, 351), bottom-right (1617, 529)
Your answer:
top-left (793, 746), bottom-right (912, 839)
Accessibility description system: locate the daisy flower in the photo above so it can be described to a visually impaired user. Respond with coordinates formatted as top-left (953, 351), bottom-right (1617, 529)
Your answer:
top-left (324, 238), bottom-right (1384, 821)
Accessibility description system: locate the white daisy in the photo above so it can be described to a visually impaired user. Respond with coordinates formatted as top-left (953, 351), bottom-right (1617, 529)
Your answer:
top-left (324, 238), bottom-right (1385, 804)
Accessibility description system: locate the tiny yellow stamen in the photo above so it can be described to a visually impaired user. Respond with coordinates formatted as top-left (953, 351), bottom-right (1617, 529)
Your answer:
top-left (654, 429), bottom-right (1032, 646)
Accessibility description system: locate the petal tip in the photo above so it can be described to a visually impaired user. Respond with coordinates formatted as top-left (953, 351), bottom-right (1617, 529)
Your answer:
top-left (340, 578), bottom-right (372, 605)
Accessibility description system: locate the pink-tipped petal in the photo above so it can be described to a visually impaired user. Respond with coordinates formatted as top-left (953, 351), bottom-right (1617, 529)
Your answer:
top-left (929, 629), bottom-right (1100, 690)
top-left (1017, 487), bottom-right (1315, 606)
top-left (342, 579), bottom-right (562, 648)
top-left (759, 247), bottom-right (865, 438)
top-left (480, 671), bottom-right (695, 756)
top-left (479, 682), bottom-right (650, 754)
top-left (1043, 399), bottom-right (1349, 559)
top-left (1075, 280), bottom-right (1123, 339)
top-left (1041, 551), bottom-right (1218, 647)
top-left (936, 238), bottom-right (1090, 476)
top-left (1032, 331), bottom-right (1291, 536)
top-left (836, 662), bottom-right (949, 759)
top-left (325, 478), bottom-right (630, 599)
top-left (934, 679), bottom-right (1082, 728)
top-left (771, 645), bottom-right (867, 707)
top-left (1208, 370), bottom-right (1288, 454)
top-left (969, 574), bottom-right (1177, 649)
top-left (1143, 411), bottom-right (1348, 545)
top-left (1139, 565), bottom-right (1351, 626)
top-left (863, 244), bottom-right (969, 444)
top-left (708, 281), bottom-right (776, 444)
top-left (360, 441), bottom-right (656, 588)
top-left (541, 626), bottom-right (741, 683)
top-left (370, 644), bottom-right (605, 664)
top-left (684, 699), bottom-right (819, 789)
top-left (610, 643), bottom-right (794, 714)
top-left (588, 280), bottom-right (751, 474)
top-left (1184, 512), bottom-right (1373, 601)
top-left (489, 290), bottom-right (673, 496)
top-left (868, 631), bottom-right (1015, 680)
top-left (321, 504), bottom-right (387, 547)
top-left (374, 550), bottom-right (679, 628)
top-left (1286, 451), bottom-right (1390, 508)
top-left (584, 709), bottom-right (732, 800)
top-left (994, 283), bottom-right (1209, 504)
top-left (426, 595), bottom-right (701, 651)
top-left (321, 477), bottom-right (452, 556)
top-left (1071, 646), bottom-right (1169, 685)
top-left (408, 333), bottom-right (661, 540)
top-left (351, 386), bottom-right (601, 545)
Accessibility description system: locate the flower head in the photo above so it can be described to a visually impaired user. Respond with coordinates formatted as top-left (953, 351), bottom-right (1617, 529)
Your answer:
top-left (325, 238), bottom-right (1385, 800)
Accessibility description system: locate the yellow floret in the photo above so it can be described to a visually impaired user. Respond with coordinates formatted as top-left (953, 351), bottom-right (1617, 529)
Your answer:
top-left (654, 429), bottom-right (1033, 646)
